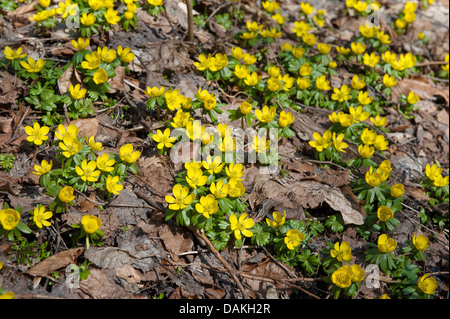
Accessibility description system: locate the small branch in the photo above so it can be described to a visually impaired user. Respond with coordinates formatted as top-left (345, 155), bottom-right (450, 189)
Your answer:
top-left (185, 0), bottom-right (194, 42)
top-left (189, 226), bottom-right (249, 298)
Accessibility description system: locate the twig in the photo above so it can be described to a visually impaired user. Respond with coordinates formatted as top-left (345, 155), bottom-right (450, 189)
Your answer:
top-left (416, 61), bottom-right (448, 67)
top-left (201, 2), bottom-right (230, 28)
top-left (189, 226), bottom-right (250, 298)
top-left (185, 0), bottom-right (194, 42)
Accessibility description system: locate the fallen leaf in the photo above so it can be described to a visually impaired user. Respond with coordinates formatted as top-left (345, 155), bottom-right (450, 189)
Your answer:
top-left (25, 247), bottom-right (84, 280)
top-left (79, 269), bottom-right (133, 299)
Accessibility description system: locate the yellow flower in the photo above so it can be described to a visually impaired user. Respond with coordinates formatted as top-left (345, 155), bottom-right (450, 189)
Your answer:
top-left (171, 109), bottom-right (191, 128)
top-left (382, 51), bottom-right (398, 65)
top-left (365, 166), bottom-right (388, 187)
top-left (25, 122), bottom-right (49, 146)
top-left (331, 85), bottom-right (351, 102)
top-left (228, 180), bottom-right (246, 198)
top-left (336, 46), bottom-right (351, 56)
top-left (231, 47), bottom-right (246, 60)
top-left (234, 64), bottom-right (250, 79)
top-left (210, 180), bottom-right (230, 199)
top-left (442, 53), bottom-right (449, 72)
top-left (383, 74), bottom-right (397, 88)
top-left (80, 12), bottom-right (96, 26)
top-left (58, 186), bottom-right (75, 203)
top-left (75, 160), bottom-right (101, 182)
top-left (370, 115), bottom-right (387, 128)
top-left (363, 52), bottom-right (380, 68)
top-left (266, 211), bottom-right (286, 228)
top-left (144, 86), bottom-right (165, 98)
top-left (300, 2), bottom-right (314, 15)
top-left (243, 54), bottom-right (256, 65)
top-left (332, 132), bottom-right (348, 153)
top-left (380, 294), bottom-right (391, 299)
top-left (360, 128), bottom-right (377, 145)
top-left (94, 153), bottom-right (114, 174)
top-left (32, 205), bottom-right (53, 229)
top-left (239, 101), bottom-right (252, 115)
top-left (20, 57), bottom-right (46, 73)
top-left (93, 68), bottom-right (108, 84)
top-left (230, 213), bottom-right (254, 240)
top-left (69, 84), bottom-right (87, 100)
top-left (3, 46), bottom-right (26, 60)
top-left (148, 0), bottom-right (163, 6)
top-left (331, 265), bottom-right (353, 289)
top-left (407, 91), bottom-right (420, 104)
top-left (338, 113), bottom-right (355, 127)
top-left (357, 91), bottom-right (373, 106)
top-left (358, 144), bottom-right (375, 159)
top-left (377, 205), bottom-right (394, 221)
top-left (350, 264), bottom-right (365, 282)
top-left (240, 31), bottom-right (258, 40)
top-left (81, 51), bottom-right (101, 70)
top-left (195, 194), bottom-right (219, 219)
top-left (377, 234), bottom-right (397, 253)
top-left (285, 229), bottom-right (305, 250)
top-left (418, 274), bottom-right (437, 295)
top-left (262, 0), bottom-right (280, 13)
top-left (59, 136), bottom-right (82, 158)
top-left (252, 135), bottom-right (271, 154)
top-left (202, 155), bottom-right (224, 175)
top-left (299, 63), bottom-right (312, 76)
top-left (425, 163), bottom-right (443, 181)
top-left (97, 47), bottom-right (117, 63)
top-left (267, 77), bottom-right (283, 92)
top-left (317, 43), bottom-right (332, 55)
top-left (349, 106), bottom-right (370, 122)
top-left (246, 21), bottom-right (264, 32)
top-left (244, 72), bottom-right (260, 86)
top-left (117, 45), bottom-right (135, 63)
top-left (186, 168), bottom-right (208, 189)
top-left (119, 144), bottom-right (141, 164)
top-left (104, 8), bottom-right (121, 25)
top-left (152, 128), bottom-right (177, 149)
top-left (55, 124), bottom-right (78, 141)
top-left (71, 38), bottom-right (90, 51)
top-left (0, 208), bottom-right (20, 231)
top-left (377, 30), bottom-right (391, 44)
top-left (434, 174), bottom-right (449, 188)
top-left (272, 12), bottom-right (284, 24)
top-left (86, 136), bottom-right (103, 152)
top-left (411, 234), bottom-right (429, 252)
top-left (389, 183), bottom-right (404, 198)
top-left (279, 110), bottom-right (294, 128)
top-left (330, 241), bottom-right (352, 262)
top-left (292, 20), bottom-right (311, 37)
top-left (210, 53), bottom-right (228, 71)
top-left (33, 159), bottom-right (53, 175)
top-left (378, 160), bottom-right (392, 175)
top-left (81, 215), bottom-right (102, 234)
top-left (351, 75), bottom-right (366, 90)
top-left (315, 75), bottom-right (331, 91)
top-left (309, 130), bottom-right (332, 152)
top-left (302, 33), bottom-right (317, 46)
top-left (374, 134), bottom-right (389, 151)
top-left (353, 0), bottom-right (368, 12)
top-left (260, 28), bottom-right (282, 38)
top-left (297, 77), bottom-right (310, 90)
top-left (106, 176), bottom-right (123, 195)
top-left (351, 42), bottom-right (366, 55)
top-left (255, 105), bottom-right (276, 123)
top-left (225, 163), bottom-right (244, 183)
top-left (292, 47), bottom-right (306, 58)
top-left (39, 0), bottom-right (51, 8)
top-left (194, 53), bottom-right (213, 71)
top-left (359, 25), bottom-right (377, 38)
top-left (165, 184), bottom-right (196, 210)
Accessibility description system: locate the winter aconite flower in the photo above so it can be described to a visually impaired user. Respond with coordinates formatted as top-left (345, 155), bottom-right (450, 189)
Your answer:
top-left (377, 206), bottom-right (394, 222)
top-left (331, 265), bottom-right (353, 289)
top-left (279, 111), bottom-right (295, 128)
top-left (165, 184), bottom-right (196, 210)
top-left (58, 186), bottom-right (75, 203)
top-left (69, 84), bottom-right (87, 100)
top-left (106, 176), bottom-right (124, 195)
top-left (93, 68), bottom-right (108, 84)
top-left (210, 180), bottom-right (230, 199)
top-left (33, 159), bottom-right (53, 176)
top-left (75, 160), bottom-right (101, 182)
top-left (413, 234), bottom-right (429, 251)
top-left (81, 215), bottom-right (102, 234)
top-left (117, 45), bottom-right (135, 63)
top-left (266, 211), bottom-right (286, 228)
top-left (3, 46), bottom-right (26, 60)
top-left (96, 153), bottom-right (115, 172)
top-left (119, 144), bottom-right (141, 164)
top-left (332, 132), bottom-right (348, 153)
top-left (331, 85), bottom-right (351, 102)
top-left (330, 241), bottom-right (353, 262)
top-left (186, 168), bottom-right (208, 189)
top-left (315, 75), bottom-right (331, 91)
top-left (202, 155), bottom-right (224, 175)
top-left (383, 74), bottom-right (397, 88)
top-left (230, 213), bottom-right (254, 240)
top-left (25, 122), bottom-right (49, 146)
top-left (20, 57), bottom-right (46, 73)
top-left (195, 194), bottom-right (219, 219)
top-left (104, 8), bottom-right (121, 25)
top-left (255, 105), bottom-right (276, 123)
top-left (32, 205), bottom-right (53, 229)
top-left (152, 128), bottom-right (177, 150)
top-left (225, 163), bottom-right (244, 183)
top-left (309, 130), bottom-right (332, 152)
top-left (71, 38), bottom-right (90, 50)
top-left (284, 229), bottom-right (305, 250)
top-left (377, 234), bottom-right (397, 253)
top-left (418, 274), bottom-right (437, 295)
top-left (59, 136), bottom-right (82, 158)
top-left (390, 183), bottom-right (404, 198)
top-left (0, 208), bottom-right (20, 231)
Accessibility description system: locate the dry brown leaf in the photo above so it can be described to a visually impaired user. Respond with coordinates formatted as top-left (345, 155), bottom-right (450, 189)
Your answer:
top-left (392, 76), bottom-right (449, 103)
top-left (7, 0), bottom-right (38, 16)
top-left (158, 223), bottom-right (194, 262)
top-left (79, 269), bottom-right (133, 299)
top-left (115, 265), bottom-right (142, 285)
top-left (25, 247), bottom-right (84, 279)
